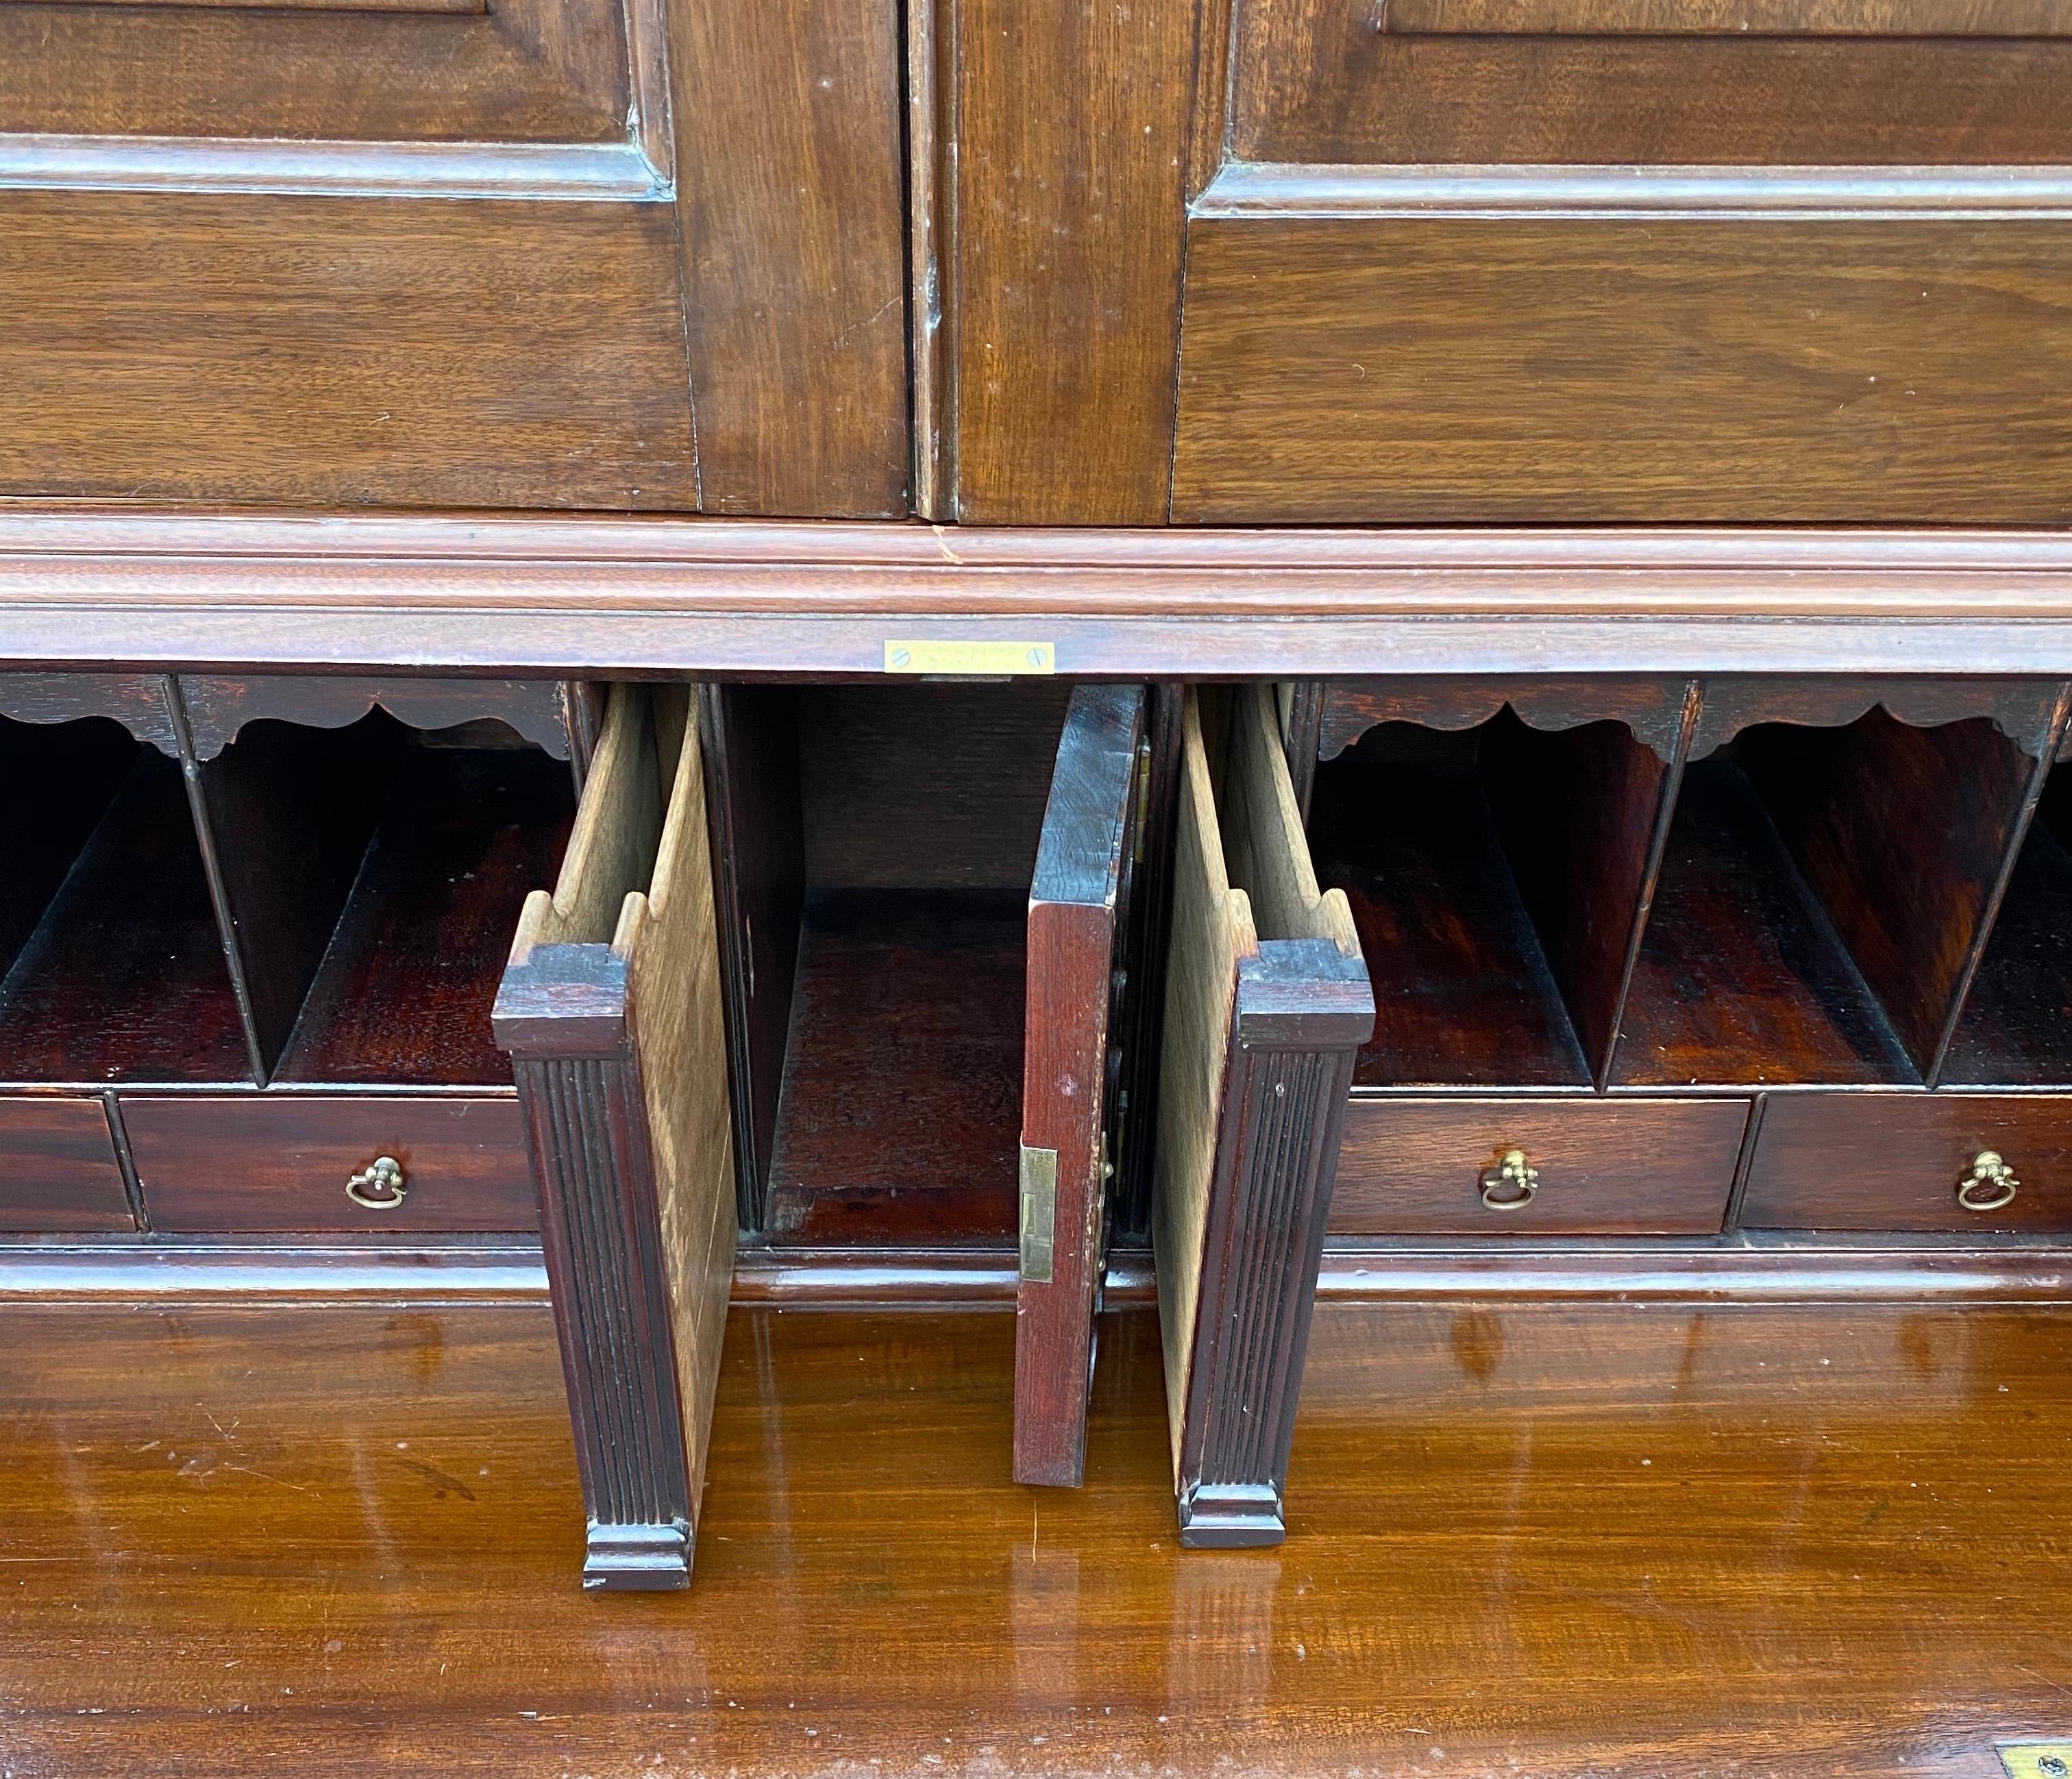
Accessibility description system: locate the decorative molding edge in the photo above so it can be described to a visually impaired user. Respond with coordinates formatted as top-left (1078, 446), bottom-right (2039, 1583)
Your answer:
top-left (0, 134), bottom-right (668, 202)
top-left (1195, 162), bottom-right (2072, 223)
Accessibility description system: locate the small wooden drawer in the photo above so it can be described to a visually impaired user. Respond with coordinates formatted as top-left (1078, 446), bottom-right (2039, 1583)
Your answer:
top-left (124, 1095), bottom-right (533, 1234)
top-left (1330, 1096), bottom-right (1751, 1236)
top-left (1741, 1093), bottom-right (2072, 1234)
top-left (0, 1096), bottom-right (134, 1232)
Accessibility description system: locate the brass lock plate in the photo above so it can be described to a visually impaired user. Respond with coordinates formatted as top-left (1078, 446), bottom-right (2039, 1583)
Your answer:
top-left (884, 639), bottom-right (1055, 677)
top-left (1019, 1144), bottom-right (1058, 1284)
top-left (2001, 1743), bottom-right (2072, 1778)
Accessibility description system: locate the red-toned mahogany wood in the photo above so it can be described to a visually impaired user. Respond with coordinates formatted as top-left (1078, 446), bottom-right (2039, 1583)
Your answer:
top-left (0, 1097), bottom-right (133, 1232)
top-left (1331, 1095), bottom-right (1749, 1237)
top-left (1015, 684), bottom-right (1145, 1489)
top-left (177, 676), bottom-right (576, 762)
top-left (122, 1093), bottom-right (533, 1233)
top-left (12, 516), bottom-right (2072, 675)
top-left (1741, 1090), bottom-right (2072, 1234)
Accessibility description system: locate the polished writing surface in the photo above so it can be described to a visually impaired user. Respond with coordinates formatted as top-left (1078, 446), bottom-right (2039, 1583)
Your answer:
top-left (1, 1302), bottom-right (2069, 1775)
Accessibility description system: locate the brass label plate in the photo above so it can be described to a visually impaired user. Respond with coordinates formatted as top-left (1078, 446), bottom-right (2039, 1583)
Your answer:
top-left (2001, 1744), bottom-right (2072, 1778)
top-left (1020, 1144), bottom-right (1059, 1284)
top-left (884, 639), bottom-right (1055, 676)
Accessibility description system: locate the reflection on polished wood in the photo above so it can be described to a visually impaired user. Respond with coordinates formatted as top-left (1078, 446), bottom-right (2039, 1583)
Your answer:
top-left (1, 1300), bottom-right (2069, 1775)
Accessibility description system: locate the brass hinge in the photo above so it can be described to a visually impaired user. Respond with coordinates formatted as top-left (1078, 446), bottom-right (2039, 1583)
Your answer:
top-left (1019, 1143), bottom-right (1058, 1283)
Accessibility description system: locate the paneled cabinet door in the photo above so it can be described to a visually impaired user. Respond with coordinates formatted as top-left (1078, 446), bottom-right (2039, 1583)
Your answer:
top-left (493, 683), bottom-right (736, 1591)
top-left (928, 0), bottom-right (2072, 524)
top-left (0, 0), bottom-right (905, 514)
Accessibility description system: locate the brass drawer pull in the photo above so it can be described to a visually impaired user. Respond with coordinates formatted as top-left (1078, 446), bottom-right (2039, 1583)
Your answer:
top-left (1479, 1147), bottom-right (1539, 1212)
top-left (1956, 1149), bottom-right (2017, 1213)
top-left (346, 1156), bottom-right (408, 1211)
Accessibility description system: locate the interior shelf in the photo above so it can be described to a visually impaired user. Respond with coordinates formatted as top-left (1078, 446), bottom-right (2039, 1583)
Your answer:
top-left (1943, 767), bottom-right (2072, 1086)
top-left (1612, 755), bottom-right (1916, 1089)
top-left (0, 717), bottom-right (249, 1085)
top-left (273, 743), bottom-right (575, 1088)
top-left (1309, 736), bottom-right (1588, 1088)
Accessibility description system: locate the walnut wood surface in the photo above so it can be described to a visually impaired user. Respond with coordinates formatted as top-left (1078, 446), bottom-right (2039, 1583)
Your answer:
top-left (14, 515), bottom-right (2072, 678)
top-left (1740, 706), bottom-right (2061, 1080)
top-left (1612, 759), bottom-right (1916, 1088)
top-left (947, 0), bottom-right (1200, 519)
top-left (1333, 1096), bottom-right (1749, 1236)
top-left (1310, 749), bottom-right (1590, 1088)
top-left (0, 675), bottom-right (178, 753)
top-left (1387, 0), bottom-right (2072, 32)
top-left (0, 1095), bottom-right (132, 1232)
top-left (763, 891), bottom-right (1027, 1245)
top-left (123, 1094), bottom-right (532, 1234)
top-left (1742, 1091), bottom-right (2072, 1233)
top-left (664, 0), bottom-right (907, 515)
top-left (1173, 218), bottom-right (2072, 524)
top-left (1230, 1), bottom-right (2072, 162)
top-left (16, 1297), bottom-right (2070, 1774)
top-left (179, 677), bottom-right (575, 764)
top-left (1690, 675), bottom-right (2070, 761)
top-left (0, 749), bottom-right (251, 1086)
top-left (0, 194), bottom-right (696, 511)
top-left (1016, 684), bottom-right (1144, 1487)
top-left (273, 748), bottom-right (576, 1088)
top-left (1316, 677), bottom-right (1695, 766)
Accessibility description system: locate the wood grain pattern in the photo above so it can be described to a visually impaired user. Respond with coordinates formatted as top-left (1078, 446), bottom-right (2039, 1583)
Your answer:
top-left (1016, 685), bottom-right (1143, 1488)
top-left (1740, 704), bottom-right (2059, 1080)
top-left (8, 1300), bottom-right (2072, 1776)
top-left (0, 1095), bottom-right (132, 1232)
top-left (949, 0), bottom-right (1201, 520)
top-left (1172, 217), bottom-right (2072, 524)
top-left (797, 683), bottom-right (1070, 892)
top-left (1317, 677), bottom-right (1695, 766)
top-left (1388, 0), bottom-right (2072, 34)
top-left (0, 193), bottom-right (695, 510)
top-left (763, 891), bottom-right (1027, 1244)
top-left (179, 678), bottom-right (574, 764)
top-left (123, 1094), bottom-right (532, 1233)
top-left (272, 748), bottom-right (576, 1088)
top-left (1333, 1096), bottom-right (1749, 1236)
top-left (0, 0), bottom-right (628, 142)
top-left (1612, 759), bottom-right (1916, 1088)
top-left (495, 682), bottom-right (737, 1588)
top-left (1691, 675), bottom-right (2069, 761)
top-left (1310, 746), bottom-right (1590, 1088)
top-left (0, 674), bottom-right (177, 753)
top-left (664, 0), bottom-right (908, 515)
top-left (1229, 0), bottom-right (2072, 163)
top-left (16, 515), bottom-right (2072, 680)
top-left (1742, 1090), bottom-right (2072, 1232)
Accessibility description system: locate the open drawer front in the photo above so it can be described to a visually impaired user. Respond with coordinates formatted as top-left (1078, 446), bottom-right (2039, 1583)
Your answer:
top-left (1154, 686), bottom-right (1373, 1547)
top-left (493, 684), bottom-right (736, 1592)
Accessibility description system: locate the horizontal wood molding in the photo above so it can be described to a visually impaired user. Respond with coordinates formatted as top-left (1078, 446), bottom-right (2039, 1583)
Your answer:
top-left (12, 516), bottom-right (2072, 675)
top-left (1384, 0), bottom-right (2072, 34)
top-left (1195, 161), bottom-right (2072, 221)
top-left (1, 1234), bottom-right (2064, 1304)
top-left (0, 134), bottom-right (667, 201)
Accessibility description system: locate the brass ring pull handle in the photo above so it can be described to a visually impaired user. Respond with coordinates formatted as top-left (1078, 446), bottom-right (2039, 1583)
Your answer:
top-left (1479, 1148), bottom-right (1539, 1212)
top-left (346, 1156), bottom-right (408, 1211)
top-left (1956, 1149), bottom-right (2018, 1214)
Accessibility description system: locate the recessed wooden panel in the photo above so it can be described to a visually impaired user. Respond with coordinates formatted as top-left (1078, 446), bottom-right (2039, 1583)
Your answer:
top-left (1231, 0), bottom-right (2072, 163)
top-left (0, 0), bottom-right (624, 142)
top-left (0, 1096), bottom-right (132, 1232)
top-left (1388, 0), bottom-right (2072, 34)
top-left (1332, 1095), bottom-right (1748, 1236)
top-left (125, 1094), bottom-right (533, 1232)
top-left (1172, 218), bottom-right (2072, 525)
top-left (0, 192), bottom-right (695, 510)
top-left (1742, 1091), bottom-right (2072, 1232)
